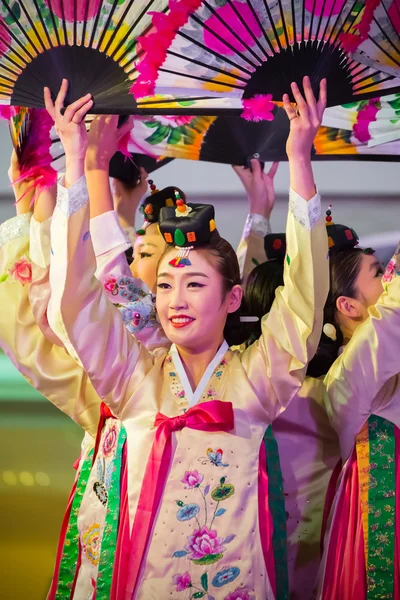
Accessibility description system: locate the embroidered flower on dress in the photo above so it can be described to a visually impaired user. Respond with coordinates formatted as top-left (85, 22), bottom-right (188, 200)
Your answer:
top-left (212, 567), bottom-right (241, 588)
top-left (9, 256), bottom-right (32, 285)
top-left (185, 525), bottom-right (226, 564)
top-left (172, 571), bottom-right (192, 592)
top-left (224, 587), bottom-right (255, 600)
top-left (102, 425), bottom-right (118, 457)
top-left (93, 481), bottom-right (108, 506)
top-left (211, 477), bottom-right (235, 502)
top-left (104, 276), bottom-right (118, 293)
top-left (176, 503), bottom-right (201, 522)
top-left (82, 523), bottom-right (101, 565)
top-left (181, 470), bottom-right (204, 488)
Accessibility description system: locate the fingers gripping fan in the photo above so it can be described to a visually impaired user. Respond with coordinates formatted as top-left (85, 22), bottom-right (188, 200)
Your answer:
top-left (0, 0), bottom-right (171, 112)
top-left (133, 0), bottom-right (400, 111)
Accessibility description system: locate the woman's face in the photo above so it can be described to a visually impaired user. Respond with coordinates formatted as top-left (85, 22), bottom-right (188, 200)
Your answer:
top-left (156, 248), bottom-right (242, 352)
top-left (353, 253), bottom-right (385, 318)
top-left (130, 224), bottom-right (166, 292)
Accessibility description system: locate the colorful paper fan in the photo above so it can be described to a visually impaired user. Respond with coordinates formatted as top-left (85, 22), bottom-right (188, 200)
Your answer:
top-left (322, 93), bottom-right (400, 146)
top-left (126, 104), bottom-right (400, 162)
top-left (0, 0), bottom-right (243, 115)
top-left (133, 0), bottom-right (400, 110)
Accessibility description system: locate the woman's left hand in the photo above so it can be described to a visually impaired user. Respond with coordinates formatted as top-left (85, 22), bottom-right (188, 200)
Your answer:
top-left (85, 115), bottom-right (134, 172)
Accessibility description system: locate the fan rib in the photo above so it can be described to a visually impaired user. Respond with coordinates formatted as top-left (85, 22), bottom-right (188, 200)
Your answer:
top-left (103, 0), bottom-right (136, 55)
top-left (368, 35), bottom-right (400, 67)
top-left (46, 0), bottom-right (62, 46)
top-left (0, 25), bottom-right (33, 65)
top-left (330, 0), bottom-right (362, 46)
top-left (189, 13), bottom-right (258, 69)
top-left (158, 66), bottom-right (245, 91)
top-left (290, 0), bottom-right (297, 43)
top-left (0, 60), bottom-right (21, 78)
top-left (0, 2), bottom-right (38, 59)
top-left (355, 75), bottom-right (397, 93)
top-left (261, 0), bottom-right (284, 51)
top-left (225, 0), bottom-right (270, 59)
top-left (81, 0), bottom-right (91, 46)
top-left (202, 0), bottom-right (264, 64)
top-left (276, 0), bottom-right (290, 47)
top-left (246, 0), bottom-right (277, 54)
top-left (58, 1), bottom-right (68, 46)
top-left (97, 0), bottom-right (120, 51)
top-left (89, 1), bottom-right (103, 49)
top-left (32, 0), bottom-right (53, 48)
top-left (177, 30), bottom-right (253, 76)
top-left (73, 0), bottom-right (77, 46)
top-left (17, 0), bottom-right (47, 53)
top-left (308, 0), bottom-right (318, 43)
top-left (167, 49), bottom-right (249, 84)
top-left (369, 13), bottom-right (400, 62)
top-left (109, 2), bottom-right (168, 60)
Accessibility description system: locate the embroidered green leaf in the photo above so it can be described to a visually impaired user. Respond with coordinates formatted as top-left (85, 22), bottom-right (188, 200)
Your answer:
top-left (0, 274), bottom-right (9, 283)
top-left (193, 593), bottom-right (205, 599)
top-left (192, 553), bottom-right (223, 566)
top-left (144, 120), bottom-right (160, 129)
top-left (251, 257), bottom-right (260, 266)
top-left (176, 500), bottom-right (184, 507)
top-left (174, 228), bottom-right (186, 247)
top-left (286, 255), bottom-right (291, 266)
top-left (201, 572), bottom-right (208, 591)
top-left (220, 477), bottom-right (226, 485)
top-left (145, 125), bottom-right (170, 145)
top-left (167, 127), bottom-right (183, 145)
top-left (211, 484), bottom-right (235, 502)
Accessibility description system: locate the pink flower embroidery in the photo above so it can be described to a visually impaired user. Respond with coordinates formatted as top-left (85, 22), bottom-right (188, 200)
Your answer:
top-left (102, 425), bottom-right (118, 457)
top-left (156, 115), bottom-right (194, 127)
top-left (383, 258), bottom-right (397, 283)
top-left (185, 525), bottom-right (225, 560)
top-left (224, 587), bottom-right (255, 600)
top-left (9, 257), bottom-right (32, 285)
top-left (353, 99), bottom-right (380, 143)
top-left (172, 572), bottom-right (192, 592)
top-left (181, 470), bottom-right (204, 489)
top-left (104, 276), bottom-right (118, 293)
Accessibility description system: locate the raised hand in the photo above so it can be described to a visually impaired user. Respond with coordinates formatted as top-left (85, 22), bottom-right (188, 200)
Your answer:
top-left (85, 115), bottom-right (134, 172)
top-left (233, 160), bottom-right (279, 219)
top-left (112, 166), bottom-right (149, 229)
top-left (283, 76), bottom-right (327, 160)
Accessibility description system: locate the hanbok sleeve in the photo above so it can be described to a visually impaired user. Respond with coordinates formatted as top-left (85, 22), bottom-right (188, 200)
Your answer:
top-left (240, 190), bottom-right (329, 421)
top-left (48, 177), bottom-right (155, 419)
top-left (324, 245), bottom-right (400, 454)
top-left (0, 213), bottom-right (100, 436)
top-left (236, 213), bottom-right (271, 284)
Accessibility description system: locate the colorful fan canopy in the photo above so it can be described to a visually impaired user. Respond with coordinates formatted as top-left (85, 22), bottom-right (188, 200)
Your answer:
top-left (126, 102), bottom-right (400, 162)
top-left (0, 0), bottom-right (242, 115)
top-left (322, 93), bottom-right (400, 147)
top-left (133, 0), bottom-right (400, 110)
top-left (5, 107), bottom-right (173, 189)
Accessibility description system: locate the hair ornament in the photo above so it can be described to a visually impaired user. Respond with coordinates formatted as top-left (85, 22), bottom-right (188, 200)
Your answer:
top-left (323, 323), bottom-right (337, 341)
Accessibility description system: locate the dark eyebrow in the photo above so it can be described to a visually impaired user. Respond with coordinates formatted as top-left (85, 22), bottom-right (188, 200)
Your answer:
top-left (137, 242), bottom-right (158, 249)
top-left (369, 260), bottom-right (382, 271)
top-left (157, 271), bottom-right (210, 279)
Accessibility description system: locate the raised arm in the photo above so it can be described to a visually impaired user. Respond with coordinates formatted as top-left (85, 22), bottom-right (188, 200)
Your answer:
top-left (45, 90), bottom-right (155, 418)
top-left (241, 77), bottom-right (329, 421)
top-left (0, 157), bottom-right (100, 436)
top-left (324, 246), bottom-right (400, 453)
top-left (234, 160), bottom-right (278, 284)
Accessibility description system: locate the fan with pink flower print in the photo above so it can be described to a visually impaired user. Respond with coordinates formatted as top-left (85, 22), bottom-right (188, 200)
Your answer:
top-left (0, 0), bottom-right (242, 115)
top-left (133, 0), bottom-right (400, 119)
top-left (124, 100), bottom-right (400, 165)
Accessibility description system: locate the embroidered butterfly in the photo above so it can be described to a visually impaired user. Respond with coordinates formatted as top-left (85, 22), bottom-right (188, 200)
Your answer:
top-left (198, 448), bottom-right (229, 468)
top-left (93, 457), bottom-right (114, 506)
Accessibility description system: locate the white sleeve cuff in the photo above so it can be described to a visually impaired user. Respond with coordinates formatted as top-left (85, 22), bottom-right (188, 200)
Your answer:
top-left (90, 210), bottom-right (130, 257)
top-left (29, 215), bottom-right (52, 268)
top-left (56, 175), bottom-right (88, 217)
top-left (243, 213), bottom-right (272, 238)
top-left (0, 213), bottom-right (32, 249)
top-left (123, 226), bottom-right (136, 247)
top-left (289, 188), bottom-right (322, 231)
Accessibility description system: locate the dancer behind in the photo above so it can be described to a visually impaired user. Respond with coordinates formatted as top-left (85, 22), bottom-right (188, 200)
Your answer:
top-left (46, 76), bottom-right (328, 600)
top-left (315, 245), bottom-right (400, 597)
top-left (234, 160), bottom-right (279, 285)
top-left (0, 144), bottom-right (165, 597)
